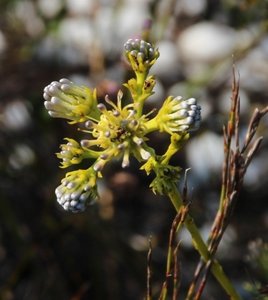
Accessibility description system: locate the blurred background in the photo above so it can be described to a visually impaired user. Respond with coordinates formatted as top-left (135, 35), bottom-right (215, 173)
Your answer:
top-left (0, 0), bottom-right (268, 299)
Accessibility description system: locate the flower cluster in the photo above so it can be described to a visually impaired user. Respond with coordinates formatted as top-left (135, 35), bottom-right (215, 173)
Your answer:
top-left (83, 92), bottom-right (151, 172)
top-left (43, 78), bottom-right (99, 123)
top-left (43, 39), bottom-right (201, 212)
top-left (55, 168), bottom-right (98, 212)
top-left (149, 96), bottom-right (201, 135)
top-left (124, 38), bottom-right (159, 74)
top-left (56, 138), bottom-right (85, 168)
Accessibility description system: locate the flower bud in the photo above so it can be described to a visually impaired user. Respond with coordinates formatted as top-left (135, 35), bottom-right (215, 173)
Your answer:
top-left (57, 138), bottom-right (84, 168)
top-left (43, 79), bottom-right (99, 123)
top-left (55, 169), bottom-right (98, 212)
top-left (156, 96), bottom-right (201, 134)
top-left (124, 39), bottom-right (159, 73)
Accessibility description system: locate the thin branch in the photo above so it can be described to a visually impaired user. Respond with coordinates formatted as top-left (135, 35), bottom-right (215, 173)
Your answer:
top-left (172, 244), bottom-right (181, 300)
top-left (186, 261), bottom-right (205, 300)
top-left (159, 205), bottom-right (189, 300)
top-left (190, 64), bottom-right (268, 299)
top-left (194, 260), bottom-right (213, 300)
top-left (146, 238), bottom-right (153, 300)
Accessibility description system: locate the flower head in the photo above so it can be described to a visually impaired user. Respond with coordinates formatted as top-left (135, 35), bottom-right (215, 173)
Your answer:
top-left (124, 39), bottom-right (159, 73)
top-left (43, 78), bottom-right (99, 123)
top-left (55, 168), bottom-right (98, 212)
top-left (155, 96), bottom-right (201, 135)
top-left (44, 39), bottom-right (202, 213)
top-left (56, 138), bottom-right (85, 168)
top-left (82, 91), bottom-right (151, 169)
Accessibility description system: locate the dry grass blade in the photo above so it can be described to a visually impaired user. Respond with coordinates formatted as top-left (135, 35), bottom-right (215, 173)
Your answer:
top-left (186, 261), bottom-right (205, 300)
top-left (172, 244), bottom-right (181, 300)
top-left (242, 106), bottom-right (268, 154)
top-left (159, 205), bottom-right (189, 300)
top-left (146, 238), bottom-right (153, 300)
top-left (193, 260), bottom-right (213, 300)
top-left (244, 137), bottom-right (263, 169)
top-left (188, 64), bottom-right (268, 299)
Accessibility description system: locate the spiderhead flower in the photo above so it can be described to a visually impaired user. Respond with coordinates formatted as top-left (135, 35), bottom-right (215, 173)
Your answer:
top-left (82, 91), bottom-right (152, 170)
top-left (56, 138), bottom-right (99, 168)
top-left (55, 168), bottom-right (98, 212)
top-left (56, 138), bottom-right (84, 168)
top-left (43, 78), bottom-right (100, 123)
top-left (147, 96), bottom-right (201, 135)
top-left (44, 39), bottom-right (202, 213)
top-left (124, 39), bottom-right (159, 74)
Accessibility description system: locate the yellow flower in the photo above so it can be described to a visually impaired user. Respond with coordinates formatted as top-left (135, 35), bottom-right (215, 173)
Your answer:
top-left (147, 96), bottom-right (201, 135)
top-left (57, 138), bottom-right (100, 168)
top-left (56, 138), bottom-right (84, 168)
top-left (82, 91), bottom-right (152, 170)
top-left (44, 39), bottom-right (202, 212)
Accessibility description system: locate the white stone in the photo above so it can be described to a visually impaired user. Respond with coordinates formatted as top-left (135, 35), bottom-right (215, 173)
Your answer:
top-left (237, 37), bottom-right (268, 92)
top-left (94, 7), bottom-right (116, 55)
top-left (146, 79), bottom-right (165, 106)
top-left (128, 234), bottom-right (149, 251)
top-left (151, 41), bottom-right (180, 81)
top-left (186, 131), bottom-right (224, 182)
top-left (218, 88), bottom-right (250, 116)
top-left (13, 0), bottom-right (44, 37)
top-left (177, 22), bottom-right (236, 63)
top-left (0, 30), bottom-right (7, 54)
top-left (175, 0), bottom-right (206, 16)
top-left (36, 36), bottom-right (60, 60)
top-left (59, 17), bottom-right (94, 49)
top-left (58, 17), bottom-right (94, 63)
top-left (244, 151), bottom-right (268, 189)
top-left (1, 100), bottom-right (31, 131)
top-left (66, 0), bottom-right (95, 15)
top-left (9, 144), bottom-right (35, 170)
top-left (115, 1), bottom-right (150, 45)
top-left (37, 0), bottom-right (63, 18)
top-left (177, 227), bottom-right (192, 248)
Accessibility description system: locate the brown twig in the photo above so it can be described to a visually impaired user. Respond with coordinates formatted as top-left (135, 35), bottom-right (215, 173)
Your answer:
top-left (209, 64), bottom-right (268, 255)
top-left (172, 244), bottom-right (181, 300)
top-left (159, 204), bottom-right (189, 300)
top-left (187, 64), bottom-right (268, 299)
top-left (146, 237), bottom-right (153, 300)
top-left (193, 260), bottom-right (213, 300)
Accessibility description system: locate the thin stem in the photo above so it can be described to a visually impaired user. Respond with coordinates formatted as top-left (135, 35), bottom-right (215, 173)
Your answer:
top-left (172, 245), bottom-right (180, 300)
top-left (160, 206), bottom-right (187, 300)
top-left (168, 187), bottom-right (241, 300)
top-left (134, 72), bottom-right (147, 117)
top-left (146, 238), bottom-right (152, 300)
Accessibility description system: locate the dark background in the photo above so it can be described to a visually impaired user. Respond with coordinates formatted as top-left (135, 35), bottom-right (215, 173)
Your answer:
top-left (0, 1), bottom-right (268, 299)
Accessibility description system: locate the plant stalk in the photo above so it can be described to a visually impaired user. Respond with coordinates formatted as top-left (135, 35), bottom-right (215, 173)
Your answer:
top-left (168, 187), bottom-right (241, 300)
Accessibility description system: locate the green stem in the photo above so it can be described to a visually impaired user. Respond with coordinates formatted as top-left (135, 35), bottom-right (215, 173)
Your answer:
top-left (168, 187), bottom-right (241, 300)
top-left (144, 117), bottom-right (158, 133)
top-left (161, 133), bottom-right (189, 165)
top-left (134, 72), bottom-right (147, 117)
